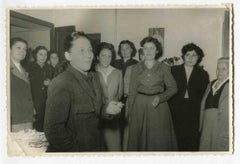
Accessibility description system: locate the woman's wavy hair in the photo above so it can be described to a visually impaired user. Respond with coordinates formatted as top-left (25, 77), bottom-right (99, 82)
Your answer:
top-left (96, 42), bottom-right (116, 64)
top-left (32, 46), bottom-right (48, 62)
top-left (140, 36), bottom-right (163, 60)
top-left (181, 43), bottom-right (204, 66)
top-left (117, 40), bottom-right (137, 58)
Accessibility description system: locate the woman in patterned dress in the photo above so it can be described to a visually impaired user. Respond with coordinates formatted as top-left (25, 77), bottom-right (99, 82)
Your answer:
top-left (125, 37), bottom-right (178, 151)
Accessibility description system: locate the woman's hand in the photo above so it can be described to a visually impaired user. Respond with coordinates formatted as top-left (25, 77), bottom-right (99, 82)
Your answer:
top-left (43, 78), bottom-right (51, 86)
top-left (106, 101), bottom-right (123, 115)
top-left (152, 96), bottom-right (160, 108)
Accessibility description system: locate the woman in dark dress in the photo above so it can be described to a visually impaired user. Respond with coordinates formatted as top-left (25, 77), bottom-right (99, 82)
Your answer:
top-left (112, 40), bottom-right (138, 76)
top-left (112, 40), bottom-right (138, 149)
top-left (126, 37), bottom-right (178, 151)
top-left (26, 46), bottom-right (51, 132)
top-left (169, 43), bottom-right (209, 151)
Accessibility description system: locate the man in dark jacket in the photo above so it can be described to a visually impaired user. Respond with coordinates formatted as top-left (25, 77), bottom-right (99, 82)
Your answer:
top-left (44, 32), bottom-right (122, 152)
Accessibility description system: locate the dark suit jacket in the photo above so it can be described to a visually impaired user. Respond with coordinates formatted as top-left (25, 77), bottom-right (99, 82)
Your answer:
top-left (169, 64), bottom-right (209, 107)
top-left (44, 65), bottom-right (107, 152)
top-left (10, 61), bottom-right (34, 125)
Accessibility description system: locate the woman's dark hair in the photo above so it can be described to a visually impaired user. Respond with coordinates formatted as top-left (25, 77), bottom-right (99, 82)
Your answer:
top-left (138, 48), bottom-right (144, 61)
top-left (96, 42), bottom-right (116, 64)
top-left (10, 37), bottom-right (28, 48)
top-left (47, 50), bottom-right (60, 61)
top-left (181, 43), bottom-right (204, 65)
top-left (64, 31), bottom-right (92, 52)
top-left (140, 37), bottom-right (163, 60)
top-left (117, 40), bottom-right (137, 58)
top-left (33, 46), bottom-right (48, 61)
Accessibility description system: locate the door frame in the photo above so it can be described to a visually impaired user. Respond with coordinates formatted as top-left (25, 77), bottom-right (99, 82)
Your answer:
top-left (10, 10), bottom-right (55, 50)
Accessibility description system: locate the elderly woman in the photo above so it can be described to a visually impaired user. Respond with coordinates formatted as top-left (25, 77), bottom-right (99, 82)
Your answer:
top-left (125, 37), bottom-right (177, 151)
top-left (95, 42), bottom-right (123, 151)
top-left (26, 46), bottom-right (51, 132)
top-left (169, 43), bottom-right (209, 151)
top-left (199, 57), bottom-right (229, 151)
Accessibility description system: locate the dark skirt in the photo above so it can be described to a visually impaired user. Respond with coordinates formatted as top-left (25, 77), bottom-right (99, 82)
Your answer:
top-left (128, 94), bottom-right (177, 151)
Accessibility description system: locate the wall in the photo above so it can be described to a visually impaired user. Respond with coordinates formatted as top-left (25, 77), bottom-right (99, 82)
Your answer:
top-left (11, 30), bottom-right (51, 50)
top-left (16, 9), bottom-right (116, 46)
top-left (16, 8), bottom-right (227, 80)
top-left (116, 9), bottom-right (225, 80)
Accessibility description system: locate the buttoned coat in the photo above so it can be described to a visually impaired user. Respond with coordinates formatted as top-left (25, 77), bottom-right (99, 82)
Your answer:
top-left (10, 61), bottom-right (34, 126)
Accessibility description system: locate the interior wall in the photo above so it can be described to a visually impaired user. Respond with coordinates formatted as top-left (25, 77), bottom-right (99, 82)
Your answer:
top-left (16, 8), bottom-right (226, 80)
top-left (11, 30), bottom-right (51, 50)
top-left (16, 9), bottom-right (116, 47)
top-left (116, 9), bottom-right (225, 80)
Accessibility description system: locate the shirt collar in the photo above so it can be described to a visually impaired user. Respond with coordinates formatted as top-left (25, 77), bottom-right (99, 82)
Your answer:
top-left (96, 64), bottom-right (114, 76)
top-left (212, 77), bottom-right (229, 94)
top-left (11, 58), bottom-right (21, 67)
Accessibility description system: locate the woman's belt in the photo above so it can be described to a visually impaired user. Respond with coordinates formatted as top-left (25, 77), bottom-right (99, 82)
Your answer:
top-left (137, 91), bottom-right (162, 96)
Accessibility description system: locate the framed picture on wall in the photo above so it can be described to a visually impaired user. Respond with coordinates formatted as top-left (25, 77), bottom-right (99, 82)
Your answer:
top-left (149, 28), bottom-right (165, 52)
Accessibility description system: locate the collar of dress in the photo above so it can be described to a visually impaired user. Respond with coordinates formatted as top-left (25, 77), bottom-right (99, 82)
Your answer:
top-left (96, 65), bottom-right (115, 83)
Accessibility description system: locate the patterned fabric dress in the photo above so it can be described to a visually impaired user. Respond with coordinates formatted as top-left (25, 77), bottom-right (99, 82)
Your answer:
top-left (127, 62), bottom-right (178, 151)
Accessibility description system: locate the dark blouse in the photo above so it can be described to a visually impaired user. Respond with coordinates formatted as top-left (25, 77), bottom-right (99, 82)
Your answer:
top-left (205, 80), bottom-right (229, 109)
top-left (112, 58), bottom-right (138, 76)
top-left (26, 62), bottom-right (52, 102)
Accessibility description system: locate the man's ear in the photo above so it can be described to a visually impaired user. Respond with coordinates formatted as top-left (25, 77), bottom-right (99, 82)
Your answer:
top-left (64, 52), bottom-right (71, 61)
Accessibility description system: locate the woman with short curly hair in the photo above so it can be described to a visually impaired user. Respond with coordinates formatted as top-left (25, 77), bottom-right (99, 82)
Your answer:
top-left (169, 43), bottom-right (209, 151)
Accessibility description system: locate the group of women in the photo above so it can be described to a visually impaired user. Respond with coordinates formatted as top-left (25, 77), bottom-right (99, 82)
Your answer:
top-left (10, 33), bottom-right (230, 152)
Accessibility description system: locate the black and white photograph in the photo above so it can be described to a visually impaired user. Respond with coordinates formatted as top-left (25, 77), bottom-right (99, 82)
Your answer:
top-left (6, 5), bottom-right (233, 156)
